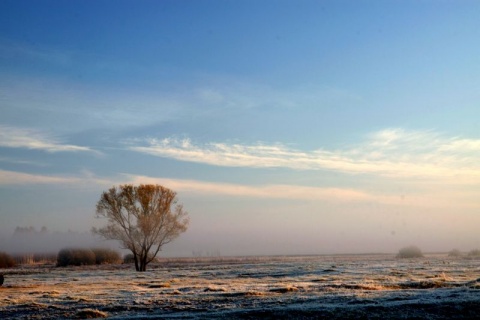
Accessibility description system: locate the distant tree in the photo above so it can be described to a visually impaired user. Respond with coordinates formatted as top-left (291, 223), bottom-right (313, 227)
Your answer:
top-left (92, 184), bottom-right (189, 272)
top-left (397, 245), bottom-right (423, 258)
top-left (14, 226), bottom-right (36, 234)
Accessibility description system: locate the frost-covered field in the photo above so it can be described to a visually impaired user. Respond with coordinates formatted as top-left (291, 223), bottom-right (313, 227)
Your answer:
top-left (1, 254), bottom-right (479, 319)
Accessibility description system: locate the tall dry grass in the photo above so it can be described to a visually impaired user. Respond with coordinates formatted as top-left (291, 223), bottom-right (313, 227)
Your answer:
top-left (0, 252), bottom-right (16, 268)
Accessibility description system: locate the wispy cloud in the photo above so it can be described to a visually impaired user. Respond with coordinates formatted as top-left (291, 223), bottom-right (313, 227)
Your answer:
top-left (0, 169), bottom-right (372, 202)
top-left (1, 169), bottom-right (476, 209)
top-left (0, 125), bottom-right (96, 153)
top-left (129, 128), bottom-right (480, 182)
top-left (124, 174), bottom-right (387, 203)
top-left (0, 156), bottom-right (48, 166)
top-left (0, 169), bottom-right (81, 185)
top-left (123, 174), bottom-right (479, 209)
top-left (0, 169), bottom-right (110, 186)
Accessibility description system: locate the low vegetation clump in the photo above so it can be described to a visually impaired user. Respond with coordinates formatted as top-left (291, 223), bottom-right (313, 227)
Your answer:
top-left (74, 309), bottom-right (108, 319)
top-left (91, 248), bottom-right (122, 265)
top-left (0, 252), bottom-right (16, 268)
top-left (57, 248), bottom-right (122, 267)
top-left (448, 249), bottom-right (462, 257)
top-left (123, 253), bottom-right (135, 264)
top-left (57, 248), bottom-right (96, 267)
top-left (467, 249), bottom-right (480, 258)
top-left (397, 246), bottom-right (424, 258)
top-left (13, 253), bottom-right (57, 265)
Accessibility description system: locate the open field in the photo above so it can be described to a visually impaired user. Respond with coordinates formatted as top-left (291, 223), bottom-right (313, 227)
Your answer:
top-left (1, 254), bottom-right (480, 319)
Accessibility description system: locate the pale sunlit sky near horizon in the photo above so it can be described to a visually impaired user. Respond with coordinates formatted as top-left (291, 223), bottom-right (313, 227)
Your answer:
top-left (0, 0), bottom-right (479, 257)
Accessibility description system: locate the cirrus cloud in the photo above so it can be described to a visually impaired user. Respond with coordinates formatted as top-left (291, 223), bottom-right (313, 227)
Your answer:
top-left (0, 169), bottom-right (111, 186)
top-left (128, 128), bottom-right (480, 182)
top-left (0, 125), bottom-right (96, 153)
top-left (122, 174), bottom-right (479, 209)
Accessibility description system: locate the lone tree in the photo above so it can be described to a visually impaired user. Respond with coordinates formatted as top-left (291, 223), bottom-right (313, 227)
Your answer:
top-left (92, 184), bottom-right (189, 271)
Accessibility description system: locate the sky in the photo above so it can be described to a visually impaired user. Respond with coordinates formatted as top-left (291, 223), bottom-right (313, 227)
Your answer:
top-left (0, 0), bottom-right (479, 257)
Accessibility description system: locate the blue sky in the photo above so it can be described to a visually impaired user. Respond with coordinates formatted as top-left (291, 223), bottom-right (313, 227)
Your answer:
top-left (1, 0), bottom-right (479, 256)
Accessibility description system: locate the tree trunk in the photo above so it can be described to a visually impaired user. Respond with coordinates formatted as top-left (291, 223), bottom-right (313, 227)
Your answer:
top-left (133, 254), bottom-right (140, 272)
top-left (140, 255), bottom-right (147, 271)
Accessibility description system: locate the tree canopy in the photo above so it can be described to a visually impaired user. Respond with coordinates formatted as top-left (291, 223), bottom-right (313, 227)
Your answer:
top-left (92, 184), bottom-right (189, 271)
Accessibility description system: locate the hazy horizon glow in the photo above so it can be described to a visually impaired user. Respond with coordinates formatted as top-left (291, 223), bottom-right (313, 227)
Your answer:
top-left (1, 1), bottom-right (479, 257)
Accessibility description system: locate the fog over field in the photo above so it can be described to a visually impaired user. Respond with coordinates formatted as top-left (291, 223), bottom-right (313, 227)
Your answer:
top-left (0, 227), bottom-right (120, 255)
top-left (1, 1), bottom-right (480, 257)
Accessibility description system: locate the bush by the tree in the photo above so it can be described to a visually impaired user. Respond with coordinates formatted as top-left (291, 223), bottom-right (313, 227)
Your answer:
top-left (123, 253), bottom-right (135, 264)
top-left (57, 248), bottom-right (96, 267)
top-left (57, 248), bottom-right (123, 266)
top-left (91, 248), bottom-right (122, 265)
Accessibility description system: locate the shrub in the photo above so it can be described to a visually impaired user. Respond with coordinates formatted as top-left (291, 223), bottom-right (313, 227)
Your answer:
top-left (397, 245), bottom-right (423, 258)
top-left (34, 253), bottom-right (57, 264)
top-left (13, 253), bottom-right (58, 265)
top-left (91, 248), bottom-right (121, 265)
top-left (467, 249), bottom-right (480, 258)
top-left (0, 252), bottom-right (16, 268)
top-left (123, 253), bottom-right (135, 264)
top-left (13, 254), bottom-right (35, 265)
top-left (448, 249), bottom-right (462, 257)
top-left (57, 248), bottom-right (96, 267)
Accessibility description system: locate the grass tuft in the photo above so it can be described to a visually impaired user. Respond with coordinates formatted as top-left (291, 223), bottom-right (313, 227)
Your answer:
top-left (74, 308), bottom-right (108, 319)
top-left (0, 252), bottom-right (16, 268)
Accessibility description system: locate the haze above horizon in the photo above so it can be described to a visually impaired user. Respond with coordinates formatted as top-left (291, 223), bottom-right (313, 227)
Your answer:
top-left (1, 0), bottom-right (479, 257)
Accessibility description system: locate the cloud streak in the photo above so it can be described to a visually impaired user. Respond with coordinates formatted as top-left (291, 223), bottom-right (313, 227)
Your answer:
top-left (0, 125), bottom-right (95, 153)
top-left (1, 169), bottom-right (477, 209)
top-left (0, 169), bottom-right (82, 185)
top-left (125, 174), bottom-right (373, 202)
top-left (0, 169), bottom-right (377, 203)
top-left (0, 169), bottom-right (110, 186)
top-left (123, 174), bottom-right (479, 209)
top-left (0, 169), bottom-right (379, 203)
top-left (129, 129), bottom-right (480, 182)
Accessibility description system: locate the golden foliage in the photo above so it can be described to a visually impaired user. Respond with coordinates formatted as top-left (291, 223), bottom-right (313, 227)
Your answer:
top-left (92, 184), bottom-right (189, 271)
